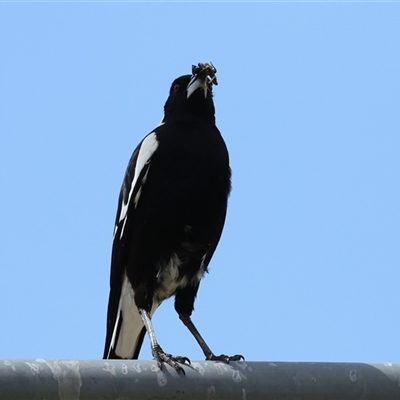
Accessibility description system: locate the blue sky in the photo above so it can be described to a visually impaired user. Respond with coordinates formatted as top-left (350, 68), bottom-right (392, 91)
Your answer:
top-left (1, 3), bottom-right (399, 364)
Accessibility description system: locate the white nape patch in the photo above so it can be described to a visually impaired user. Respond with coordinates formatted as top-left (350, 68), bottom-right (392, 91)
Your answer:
top-left (113, 274), bottom-right (145, 359)
top-left (118, 132), bottom-right (159, 223)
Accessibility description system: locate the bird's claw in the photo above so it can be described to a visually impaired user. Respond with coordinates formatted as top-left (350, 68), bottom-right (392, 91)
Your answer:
top-left (207, 353), bottom-right (245, 363)
top-left (152, 345), bottom-right (190, 374)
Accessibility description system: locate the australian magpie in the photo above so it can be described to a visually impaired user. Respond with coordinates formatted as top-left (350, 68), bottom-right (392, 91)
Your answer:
top-left (103, 63), bottom-right (242, 373)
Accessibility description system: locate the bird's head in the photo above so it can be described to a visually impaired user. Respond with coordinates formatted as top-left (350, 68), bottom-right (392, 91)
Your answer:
top-left (163, 63), bottom-right (218, 122)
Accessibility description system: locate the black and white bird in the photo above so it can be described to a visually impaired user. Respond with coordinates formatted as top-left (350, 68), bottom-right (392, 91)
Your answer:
top-left (103, 63), bottom-right (242, 373)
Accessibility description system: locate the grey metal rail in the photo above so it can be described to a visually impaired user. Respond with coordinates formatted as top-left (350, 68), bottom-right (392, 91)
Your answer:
top-left (0, 359), bottom-right (399, 399)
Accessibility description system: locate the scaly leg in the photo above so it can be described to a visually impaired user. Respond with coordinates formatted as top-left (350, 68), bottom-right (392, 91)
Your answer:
top-left (179, 314), bottom-right (244, 362)
top-left (139, 309), bottom-right (190, 373)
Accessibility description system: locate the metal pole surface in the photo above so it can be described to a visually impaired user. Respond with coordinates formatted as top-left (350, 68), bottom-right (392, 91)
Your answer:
top-left (0, 359), bottom-right (399, 400)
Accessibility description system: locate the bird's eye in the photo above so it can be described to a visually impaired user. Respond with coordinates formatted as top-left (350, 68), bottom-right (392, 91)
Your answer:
top-left (173, 84), bottom-right (180, 93)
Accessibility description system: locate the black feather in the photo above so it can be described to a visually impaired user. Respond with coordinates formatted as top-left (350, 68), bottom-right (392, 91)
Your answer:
top-left (103, 67), bottom-right (241, 368)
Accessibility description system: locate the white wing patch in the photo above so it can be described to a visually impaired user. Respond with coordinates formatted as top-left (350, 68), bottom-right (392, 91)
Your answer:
top-left (133, 168), bottom-right (150, 208)
top-left (117, 132), bottom-right (159, 239)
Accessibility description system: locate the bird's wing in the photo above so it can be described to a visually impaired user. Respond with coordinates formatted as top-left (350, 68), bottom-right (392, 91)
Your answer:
top-left (103, 131), bottom-right (159, 359)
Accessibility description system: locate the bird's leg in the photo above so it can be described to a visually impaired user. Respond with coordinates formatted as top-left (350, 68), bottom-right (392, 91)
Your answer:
top-left (138, 309), bottom-right (190, 373)
top-left (179, 314), bottom-right (244, 363)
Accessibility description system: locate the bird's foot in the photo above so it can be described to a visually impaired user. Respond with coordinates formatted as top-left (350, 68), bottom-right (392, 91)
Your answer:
top-left (152, 344), bottom-right (191, 374)
top-left (206, 353), bottom-right (245, 363)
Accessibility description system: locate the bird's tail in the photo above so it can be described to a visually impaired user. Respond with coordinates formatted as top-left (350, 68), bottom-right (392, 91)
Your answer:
top-left (104, 275), bottom-right (147, 359)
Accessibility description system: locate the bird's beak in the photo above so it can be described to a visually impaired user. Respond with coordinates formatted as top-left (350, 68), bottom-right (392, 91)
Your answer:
top-left (186, 71), bottom-right (208, 99)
